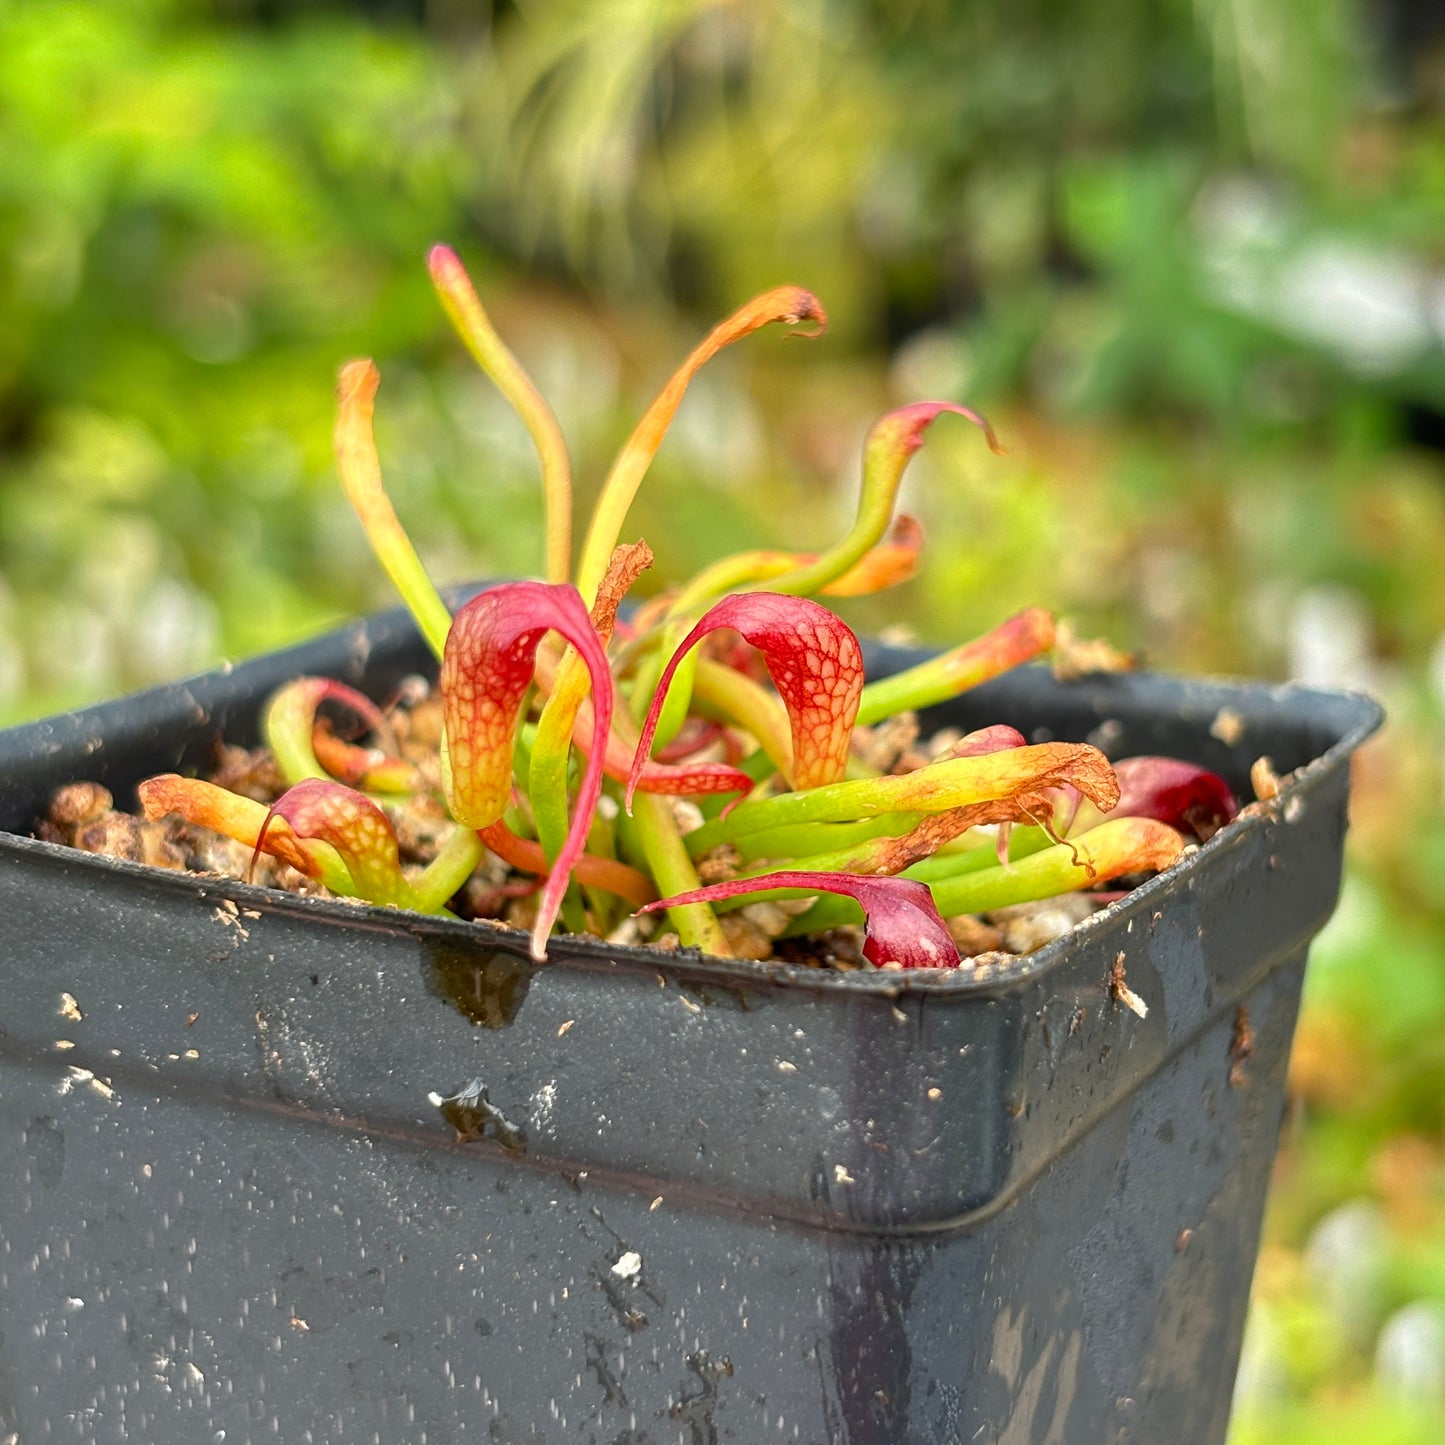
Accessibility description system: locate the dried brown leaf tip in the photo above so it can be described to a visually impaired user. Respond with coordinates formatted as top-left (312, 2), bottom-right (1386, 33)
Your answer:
top-left (590, 540), bottom-right (654, 646)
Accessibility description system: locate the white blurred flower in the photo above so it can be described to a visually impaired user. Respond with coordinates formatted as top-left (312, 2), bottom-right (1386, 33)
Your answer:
top-left (1375, 1301), bottom-right (1445, 1405)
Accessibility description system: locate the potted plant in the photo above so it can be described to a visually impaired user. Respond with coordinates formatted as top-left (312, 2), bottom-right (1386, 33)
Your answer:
top-left (0, 250), bottom-right (1380, 1444)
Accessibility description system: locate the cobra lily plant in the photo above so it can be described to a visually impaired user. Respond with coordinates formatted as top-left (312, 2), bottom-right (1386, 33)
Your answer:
top-left (138, 248), bottom-right (1238, 966)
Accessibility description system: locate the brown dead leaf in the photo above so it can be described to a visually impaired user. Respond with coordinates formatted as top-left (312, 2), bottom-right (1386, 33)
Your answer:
top-left (590, 540), bottom-right (655, 646)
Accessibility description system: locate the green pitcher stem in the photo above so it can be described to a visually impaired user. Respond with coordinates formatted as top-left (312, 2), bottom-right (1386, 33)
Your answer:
top-left (631, 792), bottom-right (730, 956)
top-left (413, 825), bottom-right (485, 914)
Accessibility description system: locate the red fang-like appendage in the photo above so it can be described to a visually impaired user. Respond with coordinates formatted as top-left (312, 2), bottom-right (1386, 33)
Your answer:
top-left (628, 594), bottom-right (863, 810)
top-left (641, 871), bottom-right (961, 971)
top-left (440, 581), bottom-right (615, 958)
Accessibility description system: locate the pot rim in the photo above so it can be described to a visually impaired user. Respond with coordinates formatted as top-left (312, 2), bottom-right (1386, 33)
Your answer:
top-left (0, 630), bottom-right (1383, 1001)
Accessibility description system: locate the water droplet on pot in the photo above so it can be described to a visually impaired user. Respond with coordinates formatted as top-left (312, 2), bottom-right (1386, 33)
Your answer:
top-left (420, 938), bottom-right (533, 1028)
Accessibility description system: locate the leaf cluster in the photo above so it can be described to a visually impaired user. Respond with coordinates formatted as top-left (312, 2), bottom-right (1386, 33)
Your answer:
top-left (141, 250), bottom-right (1237, 966)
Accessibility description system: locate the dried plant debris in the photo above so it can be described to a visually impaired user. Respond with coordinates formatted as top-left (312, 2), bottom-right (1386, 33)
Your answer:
top-left (1109, 952), bottom-right (1150, 1018)
top-left (1051, 619), bottom-right (1137, 682)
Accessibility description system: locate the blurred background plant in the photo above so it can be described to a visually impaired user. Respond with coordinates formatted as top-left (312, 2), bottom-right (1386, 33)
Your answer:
top-left (1, 0), bottom-right (1441, 1434)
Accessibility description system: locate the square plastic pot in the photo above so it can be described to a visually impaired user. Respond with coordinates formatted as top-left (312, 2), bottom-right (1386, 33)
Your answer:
top-left (0, 596), bottom-right (1380, 1444)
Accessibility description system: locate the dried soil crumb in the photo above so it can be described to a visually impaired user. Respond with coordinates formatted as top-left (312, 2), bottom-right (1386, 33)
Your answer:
top-left (719, 911), bottom-right (774, 960)
top-left (47, 782), bottom-right (113, 828)
top-left (611, 1251), bottom-right (642, 1281)
top-left (605, 915), bottom-right (654, 949)
top-left (1051, 621), bottom-right (1136, 682)
top-left (695, 844), bottom-right (742, 885)
top-left (772, 926), bottom-right (867, 971)
top-left (990, 893), bottom-right (1097, 954)
top-left (1229, 1005), bottom-right (1255, 1087)
top-left (209, 744), bottom-right (285, 803)
top-left (1251, 756), bottom-right (1283, 802)
top-left (1210, 709), bottom-right (1245, 747)
top-left (852, 713), bottom-right (922, 774)
top-left (946, 914), bottom-right (1006, 957)
top-left (52, 798), bottom-right (190, 871)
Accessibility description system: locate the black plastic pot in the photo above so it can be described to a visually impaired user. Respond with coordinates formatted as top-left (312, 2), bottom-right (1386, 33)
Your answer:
top-left (0, 597), bottom-right (1380, 1445)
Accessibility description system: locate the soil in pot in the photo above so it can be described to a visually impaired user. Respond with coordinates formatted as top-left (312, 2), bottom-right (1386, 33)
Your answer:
top-left (31, 673), bottom-right (1242, 973)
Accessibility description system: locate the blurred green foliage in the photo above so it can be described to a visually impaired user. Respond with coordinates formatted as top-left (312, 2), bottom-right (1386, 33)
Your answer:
top-left (1, 0), bottom-right (1443, 1435)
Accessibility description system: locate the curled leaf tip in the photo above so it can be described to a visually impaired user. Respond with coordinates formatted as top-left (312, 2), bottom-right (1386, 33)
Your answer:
top-left (265, 677), bottom-right (414, 792)
top-left (576, 286), bottom-right (830, 600)
top-left (139, 774), bottom-right (314, 878)
top-left (885, 400), bottom-right (1005, 457)
top-left (781, 289), bottom-right (828, 337)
